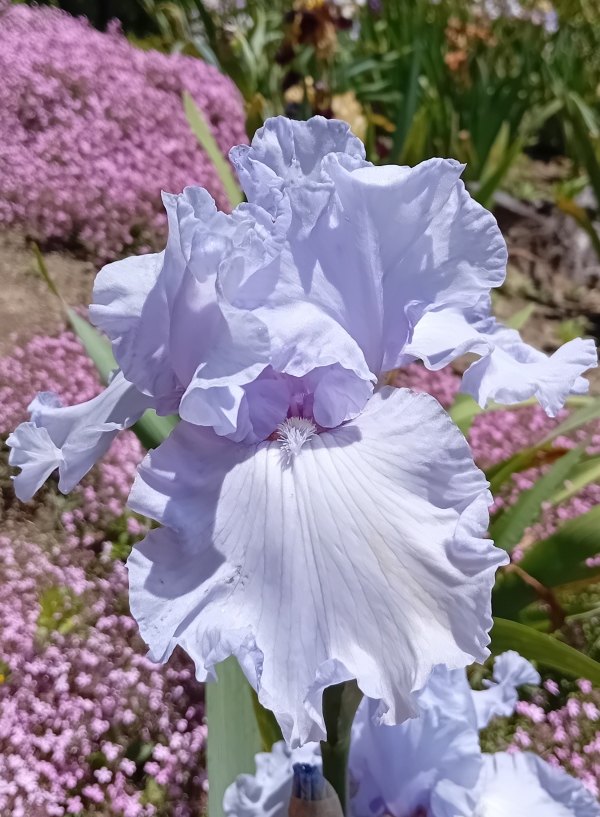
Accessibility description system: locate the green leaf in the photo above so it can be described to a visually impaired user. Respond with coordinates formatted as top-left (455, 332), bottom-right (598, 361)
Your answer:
top-left (563, 92), bottom-right (600, 224)
top-left (505, 302), bottom-right (535, 331)
top-left (36, 585), bottom-right (83, 643)
top-left (125, 739), bottom-right (156, 766)
top-left (66, 306), bottom-right (117, 383)
top-left (393, 37), bottom-right (422, 159)
top-left (131, 410), bottom-right (179, 451)
top-left (486, 395), bottom-right (600, 494)
top-left (448, 392), bottom-right (484, 436)
top-left (491, 618), bottom-right (600, 684)
top-left (478, 120), bottom-right (511, 187)
top-left (320, 681), bottom-right (363, 815)
top-left (183, 91), bottom-right (244, 210)
top-left (493, 505), bottom-right (600, 619)
top-left (515, 504), bottom-right (600, 588)
top-left (549, 453), bottom-right (600, 505)
top-left (207, 658), bottom-right (262, 817)
top-left (32, 242), bottom-right (60, 298)
top-left (250, 688), bottom-right (283, 751)
top-left (489, 445), bottom-right (585, 553)
top-left (31, 246), bottom-right (178, 449)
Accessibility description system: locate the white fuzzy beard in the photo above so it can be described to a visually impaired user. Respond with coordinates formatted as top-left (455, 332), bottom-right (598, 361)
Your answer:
top-left (276, 417), bottom-right (317, 463)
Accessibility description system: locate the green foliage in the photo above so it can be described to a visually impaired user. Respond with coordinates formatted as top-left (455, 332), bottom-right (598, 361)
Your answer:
top-left (144, 0), bottom-right (600, 207)
top-left (32, 245), bottom-right (179, 449)
top-left (36, 585), bottom-right (84, 643)
top-left (448, 393), bottom-right (484, 436)
top-left (207, 658), bottom-right (263, 817)
top-left (489, 444), bottom-right (585, 553)
top-left (491, 618), bottom-right (600, 684)
top-left (493, 505), bottom-right (600, 621)
top-left (486, 395), bottom-right (600, 494)
top-left (125, 739), bottom-right (156, 767)
top-left (251, 688), bottom-right (284, 751)
top-left (505, 303), bottom-right (536, 331)
top-left (183, 91), bottom-right (244, 208)
top-left (557, 316), bottom-right (589, 344)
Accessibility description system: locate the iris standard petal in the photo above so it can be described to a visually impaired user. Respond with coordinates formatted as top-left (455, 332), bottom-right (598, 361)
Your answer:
top-left (224, 156), bottom-right (506, 430)
top-left (91, 190), bottom-right (287, 424)
top-left (230, 115), bottom-right (368, 214)
top-left (90, 188), bottom-right (218, 410)
top-left (223, 742), bottom-right (321, 817)
top-left (7, 371), bottom-right (151, 500)
top-left (127, 386), bottom-right (506, 746)
top-left (432, 752), bottom-right (600, 817)
top-left (405, 306), bottom-right (598, 416)
top-left (321, 157), bottom-right (507, 373)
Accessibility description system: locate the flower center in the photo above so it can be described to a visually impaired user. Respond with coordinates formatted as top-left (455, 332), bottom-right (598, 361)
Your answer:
top-left (276, 417), bottom-right (317, 462)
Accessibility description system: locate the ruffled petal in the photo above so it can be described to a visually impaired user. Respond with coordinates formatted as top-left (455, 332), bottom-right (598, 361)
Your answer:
top-left (6, 422), bottom-right (62, 502)
top-left (432, 752), bottom-right (600, 817)
top-left (127, 386), bottom-right (506, 746)
top-left (7, 372), bottom-right (151, 501)
top-left (404, 306), bottom-right (598, 417)
top-left (350, 687), bottom-right (481, 817)
top-left (90, 189), bottom-right (287, 424)
top-left (91, 120), bottom-right (512, 437)
top-left (321, 157), bottom-right (507, 372)
top-left (472, 650), bottom-right (540, 729)
top-left (90, 188), bottom-right (218, 410)
top-left (223, 742), bottom-right (321, 817)
top-left (230, 115), bottom-right (368, 214)
top-left (461, 325), bottom-right (598, 417)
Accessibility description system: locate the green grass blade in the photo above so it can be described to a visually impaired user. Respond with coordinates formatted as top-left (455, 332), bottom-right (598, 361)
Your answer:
top-left (32, 242), bottom-right (60, 298)
top-left (486, 395), bottom-right (600, 494)
top-left (207, 658), bottom-right (263, 817)
top-left (549, 453), bottom-right (600, 505)
top-left (393, 37), bottom-right (422, 159)
top-left (491, 618), bottom-right (600, 684)
top-left (183, 91), bottom-right (244, 210)
top-left (32, 247), bottom-right (177, 448)
top-left (131, 410), bottom-right (179, 451)
top-left (66, 307), bottom-right (117, 384)
top-left (489, 445), bottom-right (585, 553)
top-left (493, 505), bottom-right (600, 619)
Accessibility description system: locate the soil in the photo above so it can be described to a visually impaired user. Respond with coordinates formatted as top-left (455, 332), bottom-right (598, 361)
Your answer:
top-left (0, 231), bottom-right (95, 357)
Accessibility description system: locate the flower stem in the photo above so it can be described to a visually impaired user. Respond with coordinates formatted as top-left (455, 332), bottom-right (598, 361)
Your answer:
top-left (320, 680), bottom-right (363, 815)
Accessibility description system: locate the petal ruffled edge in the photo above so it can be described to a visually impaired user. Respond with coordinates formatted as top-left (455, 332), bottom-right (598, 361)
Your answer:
top-left (404, 307), bottom-right (598, 417)
top-left (471, 650), bottom-right (540, 729)
top-left (127, 387), bottom-right (507, 746)
top-left (7, 372), bottom-right (151, 500)
top-left (230, 115), bottom-right (368, 212)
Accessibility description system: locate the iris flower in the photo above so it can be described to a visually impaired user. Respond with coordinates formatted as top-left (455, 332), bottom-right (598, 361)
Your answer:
top-left (8, 117), bottom-right (596, 745)
top-left (224, 651), bottom-right (599, 817)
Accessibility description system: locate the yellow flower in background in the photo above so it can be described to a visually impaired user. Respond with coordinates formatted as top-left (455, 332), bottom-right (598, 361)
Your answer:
top-left (331, 90), bottom-right (367, 142)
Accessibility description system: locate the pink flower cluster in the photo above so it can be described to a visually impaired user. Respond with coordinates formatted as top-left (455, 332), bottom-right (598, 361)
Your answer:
top-left (3, 327), bottom-right (600, 811)
top-left (0, 329), bottom-right (145, 521)
top-left (0, 4), bottom-right (247, 262)
top-left (496, 680), bottom-right (600, 796)
top-left (397, 363), bottom-right (600, 550)
top-left (0, 332), bottom-right (208, 816)
top-left (0, 531), bottom-right (206, 817)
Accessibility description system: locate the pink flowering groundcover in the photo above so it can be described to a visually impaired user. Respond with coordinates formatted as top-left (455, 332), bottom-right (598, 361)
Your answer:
top-left (1, 330), bottom-right (600, 813)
